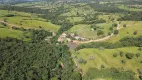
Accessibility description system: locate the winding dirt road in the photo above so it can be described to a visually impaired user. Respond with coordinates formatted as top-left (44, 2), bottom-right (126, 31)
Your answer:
top-left (72, 22), bottom-right (122, 44)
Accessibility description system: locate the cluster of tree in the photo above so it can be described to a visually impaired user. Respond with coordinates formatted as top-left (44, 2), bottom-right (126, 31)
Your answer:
top-left (0, 5), bottom-right (68, 25)
top-left (84, 68), bottom-right (135, 80)
top-left (89, 3), bottom-right (127, 13)
top-left (118, 11), bottom-right (142, 21)
top-left (0, 29), bottom-right (82, 80)
top-left (118, 0), bottom-right (142, 5)
top-left (76, 36), bottom-right (142, 50)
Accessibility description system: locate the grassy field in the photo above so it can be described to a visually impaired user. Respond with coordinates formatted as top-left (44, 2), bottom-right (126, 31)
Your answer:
top-left (72, 47), bottom-right (142, 75)
top-left (0, 10), bottom-right (60, 32)
top-left (0, 27), bottom-right (31, 40)
top-left (108, 21), bottom-right (142, 42)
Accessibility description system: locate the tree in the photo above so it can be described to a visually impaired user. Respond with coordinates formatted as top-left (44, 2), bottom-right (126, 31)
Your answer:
top-left (133, 30), bottom-right (138, 35)
top-left (113, 53), bottom-right (118, 57)
top-left (121, 60), bottom-right (126, 64)
top-left (108, 32), bottom-right (111, 35)
top-left (112, 23), bottom-right (117, 27)
top-left (97, 30), bottom-right (104, 36)
top-left (120, 51), bottom-right (124, 57)
top-left (114, 30), bottom-right (119, 35)
top-left (126, 53), bottom-right (134, 59)
top-left (138, 47), bottom-right (142, 51)
top-left (136, 53), bottom-right (140, 57)
top-left (123, 24), bottom-right (127, 28)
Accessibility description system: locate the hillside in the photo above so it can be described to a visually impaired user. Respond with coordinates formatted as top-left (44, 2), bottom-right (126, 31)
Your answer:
top-left (0, 0), bottom-right (142, 80)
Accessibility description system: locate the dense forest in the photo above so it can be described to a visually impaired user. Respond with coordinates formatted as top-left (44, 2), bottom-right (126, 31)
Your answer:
top-left (0, 29), bottom-right (82, 80)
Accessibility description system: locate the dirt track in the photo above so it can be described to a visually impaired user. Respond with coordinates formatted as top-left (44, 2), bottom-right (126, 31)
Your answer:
top-left (71, 22), bottom-right (122, 44)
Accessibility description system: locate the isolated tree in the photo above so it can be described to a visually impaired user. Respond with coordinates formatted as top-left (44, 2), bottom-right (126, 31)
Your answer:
top-left (108, 32), bottom-right (111, 35)
top-left (138, 47), bottom-right (142, 51)
top-left (97, 30), bottom-right (104, 36)
top-left (112, 23), bottom-right (117, 27)
top-left (120, 51), bottom-right (124, 57)
top-left (133, 30), bottom-right (138, 35)
top-left (136, 53), bottom-right (140, 57)
top-left (126, 53), bottom-right (134, 59)
top-left (123, 24), bottom-right (127, 28)
top-left (113, 53), bottom-right (118, 57)
top-left (114, 30), bottom-right (119, 35)
top-left (121, 60), bottom-right (126, 64)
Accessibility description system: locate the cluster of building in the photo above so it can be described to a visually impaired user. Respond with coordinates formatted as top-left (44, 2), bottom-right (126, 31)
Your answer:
top-left (58, 33), bottom-right (89, 42)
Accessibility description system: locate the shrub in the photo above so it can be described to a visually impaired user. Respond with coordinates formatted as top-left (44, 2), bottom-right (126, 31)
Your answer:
top-left (114, 30), bottom-right (119, 35)
top-left (113, 53), bottom-right (118, 57)
top-left (123, 24), bottom-right (127, 28)
top-left (133, 30), bottom-right (138, 35)
top-left (101, 65), bottom-right (105, 69)
top-left (126, 53), bottom-right (134, 59)
top-left (97, 30), bottom-right (104, 36)
top-left (121, 60), bottom-right (126, 64)
top-left (138, 47), bottom-right (142, 51)
top-left (108, 32), bottom-right (111, 35)
top-left (78, 58), bottom-right (87, 64)
top-left (112, 23), bottom-right (117, 27)
top-left (136, 53), bottom-right (140, 57)
top-left (99, 47), bottom-right (105, 50)
top-left (120, 51), bottom-right (124, 57)
top-left (1, 23), bottom-right (6, 26)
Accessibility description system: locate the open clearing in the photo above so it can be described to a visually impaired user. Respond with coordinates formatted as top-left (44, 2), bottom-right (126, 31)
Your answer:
top-left (0, 10), bottom-right (60, 32)
top-left (108, 21), bottom-right (142, 42)
top-left (72, 47), bottom-right (142, 74)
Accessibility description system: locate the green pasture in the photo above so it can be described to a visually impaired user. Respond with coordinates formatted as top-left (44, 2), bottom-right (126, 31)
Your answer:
top-left (108, 21), bottom-right (142, 42)
top-left (72, 47), bottom-right (142, 74)
top-left (0, 10), bottom-right (60, 32)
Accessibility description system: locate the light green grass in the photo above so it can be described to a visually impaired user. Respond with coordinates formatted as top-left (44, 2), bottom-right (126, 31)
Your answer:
top-left (73, 47), bottom-right (142, 74)
top-left (68, 23), bottom-right (113, 39)
top-left (108, 21), bottom-right (142, 42)
top-left (0, 27), bottom-right (23, 38)
top-left (0, 10), bottom-right (60, 32)
top-left (68, 24), bottom-right (98, 39)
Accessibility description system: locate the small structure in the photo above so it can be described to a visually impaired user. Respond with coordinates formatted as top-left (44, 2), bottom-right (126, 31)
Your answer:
top-left (89, 56), bottom-right (95, 60)
top-left (58, 33), bottom-right (67, 42)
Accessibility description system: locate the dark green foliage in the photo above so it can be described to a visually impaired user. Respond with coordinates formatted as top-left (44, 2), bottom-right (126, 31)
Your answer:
top-left (138, 47), bottom-right (142, 51)
top-left (114, 30), bottom-right (119, 35)
top-left (108, 32), bottom-right (111, 35)
top-left (1, 22), bottom-right (6, 26)
top-left (4, 14), bottom-right (15, 17)
top-left (120, 51), bottom-right (124, 57)
top-left (84, 68), bottom-right (135, 80)
top-left (76, 36), bottom-right (142, 50)
top-left (118, 11), bottom-right (142, 21)
top-left (136, 53), bottom-right (141, 57)
top-left (126, 53), bottom-right (134, 59)
top-left (133, 30), bottom-right (138, 35)
top-left (101, 65), bottom-right (105, 69)
top-left (123, 24), bottom-right (127, 28)
top-left (31, 29), bottom-right (52, 43)
top-left (89, 3), bottom-right (127, 13)
top-left (97, 30), bottom-right (104, 36)
top-left (113, 53), bottom-right (118, 57)
top-left (121, 60), bottom-right (126, 64)
top-left (112, 23), bottom-right (117, 27)
top-left (0, 29), bottom-right (81, 80)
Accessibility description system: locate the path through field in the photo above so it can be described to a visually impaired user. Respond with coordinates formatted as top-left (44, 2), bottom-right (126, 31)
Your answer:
top-left (71, 21), bottom-right (122, 44)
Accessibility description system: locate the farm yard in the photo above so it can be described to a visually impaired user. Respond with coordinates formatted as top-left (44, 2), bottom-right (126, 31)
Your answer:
top-left (0, 0), bottom-right (142, 80)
